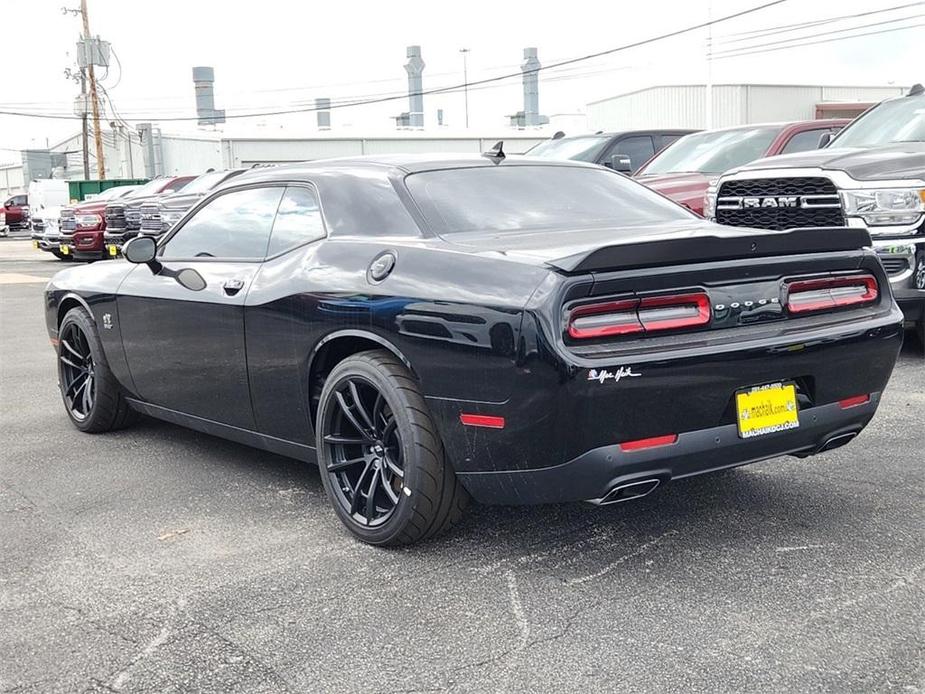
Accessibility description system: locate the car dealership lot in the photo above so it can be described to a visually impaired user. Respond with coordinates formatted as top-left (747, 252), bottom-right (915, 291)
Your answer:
top-left (1, 238), bottom-right (922, 693)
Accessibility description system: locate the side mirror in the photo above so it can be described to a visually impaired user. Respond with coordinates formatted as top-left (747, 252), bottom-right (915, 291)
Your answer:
top-left (610, 154), bottom-right (633, 174)
top-left (123, 235), bottom-right (158, 268)
top-left (817, 131), bottom-right (833, 148)
top-left (3, 201), bottom-right (10, 208)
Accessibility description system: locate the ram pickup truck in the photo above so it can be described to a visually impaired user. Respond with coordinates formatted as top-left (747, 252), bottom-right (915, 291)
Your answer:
top-left (635, 120), bottom-right (849, 215)
top-left (527, 129), bottom-right (698, 173)
top-left (706, 84), bottom-right (925, 345)
top-left (1, 193), bottom-right (29, 235)
top-left (102, 176), bottom-right (195, 253)
top-left (57, 185), bottom-right (140, 261)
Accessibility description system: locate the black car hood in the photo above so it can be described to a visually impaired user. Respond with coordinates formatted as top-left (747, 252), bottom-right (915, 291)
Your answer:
top-left (730, 142), bottom-right (925, 181)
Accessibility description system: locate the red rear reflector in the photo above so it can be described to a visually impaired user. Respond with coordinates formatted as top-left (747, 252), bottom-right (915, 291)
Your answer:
top-left (459, 414), bottom-right (506, 429)
top-left (619, 434), bottom-right (678, 452)
top-left (786, 274), bottom-right (878, 314)
top-left (567, 292), bottom-right (710, 340)
top-left (838, 394), bottom-right (870, 409)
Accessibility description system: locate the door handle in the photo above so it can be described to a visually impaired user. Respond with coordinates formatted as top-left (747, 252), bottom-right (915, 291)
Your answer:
top-left (223, 278), bottom-right (246, 295)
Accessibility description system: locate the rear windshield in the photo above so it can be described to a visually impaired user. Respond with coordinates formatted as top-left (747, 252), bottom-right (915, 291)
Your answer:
top-left (526, 136), bottom-right (610, 162)
top-left (638, 127), bottom-right (780, 175)
top-left (405, 165), bottom-right (693, 234)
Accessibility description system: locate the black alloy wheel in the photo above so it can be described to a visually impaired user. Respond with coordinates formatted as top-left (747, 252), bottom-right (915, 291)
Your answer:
top-left (316, 350), bottom-right (469, 546)
top-left (322, 377), bottom-right (405, 527)
top-left (59, 321), bottom-right (96, 421)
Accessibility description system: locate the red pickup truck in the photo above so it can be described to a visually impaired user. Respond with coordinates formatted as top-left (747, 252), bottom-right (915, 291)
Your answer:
top-left (57, 185), bottom-right (140, 261)
top-left (1, 193), bottom-right (29, 235)
top-left (634, 119), bottom-right (850, 215)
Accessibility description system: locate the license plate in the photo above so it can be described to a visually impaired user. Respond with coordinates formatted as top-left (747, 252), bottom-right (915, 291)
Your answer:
top-left (32, 240), bottom-right (39, 249)
top-left (59, 245), bottom-right (69, 255)
top-left (735, 382), bottom-right (799, 439)
top-left (108, 244), bottom-right (118, 257)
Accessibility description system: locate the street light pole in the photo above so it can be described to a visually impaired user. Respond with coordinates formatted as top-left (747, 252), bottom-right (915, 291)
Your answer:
top-left (459, 48), bottom-right (470, 129)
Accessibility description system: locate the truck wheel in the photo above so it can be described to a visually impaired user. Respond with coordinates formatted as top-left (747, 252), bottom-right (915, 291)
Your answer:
top-left (58, 307), bottom-right (138, 433)
top-left (316, 350), bottom-right (469, 546)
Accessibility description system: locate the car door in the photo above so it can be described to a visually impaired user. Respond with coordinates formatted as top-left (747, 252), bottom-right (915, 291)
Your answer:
top-left (118, 184), bottom-right (284, 429)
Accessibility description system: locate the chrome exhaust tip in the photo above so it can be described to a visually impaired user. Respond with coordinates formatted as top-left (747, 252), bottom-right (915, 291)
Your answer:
top-left (816, 431), bottom-right (858, 454)
top-left (591, 478), bottom-right (661, 506)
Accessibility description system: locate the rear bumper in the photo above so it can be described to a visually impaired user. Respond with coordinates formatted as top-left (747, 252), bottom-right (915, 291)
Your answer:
top-left (458, 395), bottom-right (880, 505)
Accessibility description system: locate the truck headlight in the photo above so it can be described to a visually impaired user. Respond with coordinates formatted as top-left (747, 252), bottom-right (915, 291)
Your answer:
top-left (703, 179), bottom-right (719, 219)
top-left (76, 213), bottom-right (102, 228)
top-left (842, 188), bottom-right (925, 227)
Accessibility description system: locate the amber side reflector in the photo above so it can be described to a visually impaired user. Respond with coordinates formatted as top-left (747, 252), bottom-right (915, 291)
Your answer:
top-left (459, 414), bottom-right (506, 429)
top-left (618, 434), bottom-right (678, 452)
top-left (838, 394), bottom-right (870, 409)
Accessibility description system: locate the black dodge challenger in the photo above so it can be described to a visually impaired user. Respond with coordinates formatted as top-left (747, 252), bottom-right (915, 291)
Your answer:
top-left (45, 154), bottom-right (904, 545)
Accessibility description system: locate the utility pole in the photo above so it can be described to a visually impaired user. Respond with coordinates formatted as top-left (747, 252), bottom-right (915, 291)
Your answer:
top-left (459, 48), bottom-right (470, 129)
top-left (80, 72), bottom-right (89, 178)
top-left (80, 0), bottom-right (105, 179)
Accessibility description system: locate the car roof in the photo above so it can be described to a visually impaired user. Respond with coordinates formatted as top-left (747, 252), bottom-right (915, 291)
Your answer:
top-left (226, 154), bottom-right (604, 184)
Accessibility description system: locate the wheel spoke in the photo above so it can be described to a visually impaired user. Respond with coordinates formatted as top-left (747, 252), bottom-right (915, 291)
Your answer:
top-left (384, 455), bottom-right (404, 478)
top-left (60, 337), bottom-right (83, 360)
top-left (326, 456), bottom-right (366, 473)
top-left (373, 392), bottom-right (386, 430)
top-left (59, 354), bottom-right (85, 370)
top-left (66, 372), bottom-right (89, 397)
top-left (323, 434), bottom-right (366, 446)
top-left (349, 381), bottom-right (376, 431)
top-left (349, 459), bottom-right (375, 515)
top-left (380, 473), bottom-right (400, 504)
top-left (81, 375), bottom-right (93, 413)
top-left (364, 467), bottom-right (380, 524)
top-left (335, 391), bottom-right (374, 442)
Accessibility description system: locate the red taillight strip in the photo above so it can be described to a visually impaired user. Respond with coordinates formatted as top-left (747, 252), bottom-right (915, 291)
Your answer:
top-left (618, 434), bottom-right (678, 452)
top-left (637, 292), bottom-right (711, 331)
top-left (838, 394), bottom-right (870, 409)
top-left (567, 298), bottom-right (642, 339)
top-left (567, 292), bottom-right (710, 340)
top-left (459, 414), bottom-right (506, 429)
top-left (786, 274), bottom-right (878, 314)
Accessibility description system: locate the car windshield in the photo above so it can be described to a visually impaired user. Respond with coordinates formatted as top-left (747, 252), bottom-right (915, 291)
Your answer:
top-left (527, 136), bottom-right (610, 162)
top-left (405, 164), bottom-right (693, 235)
top-left (181, 171), bottom-right (231, 195)
top-left (89, 185), bottom-right (137, 201)
top-left (638, 127), bottom-right (780, 176)
top-left (125, 178), bottom-right (171, 198)
top-left (829, 94), bottom-right (925, 148)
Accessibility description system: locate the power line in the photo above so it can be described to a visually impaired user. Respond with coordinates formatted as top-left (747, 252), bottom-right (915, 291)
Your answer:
top-left (710, 11), bottom-right (924, 57)
top-left (710, 19), bottom-right (923, 60)
top-left (0, 0), bottom-right (788, 123)
top-left (715, 0), bottom-right (923, 42)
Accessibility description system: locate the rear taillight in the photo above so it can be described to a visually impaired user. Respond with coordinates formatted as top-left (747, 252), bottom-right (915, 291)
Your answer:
top-left (568, 292), bottom-right (710, 340)
top-left (785, 274), bottom-right (878, 315)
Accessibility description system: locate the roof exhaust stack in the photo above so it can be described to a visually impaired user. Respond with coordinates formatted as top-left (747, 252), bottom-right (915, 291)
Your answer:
top-left (521, 48), bottom-right (547, 127)
top-left (399, 45), bottom-right (425, 128)
top-left (316, 97), bottom-right (331, 130)
top-left (192, 66), bottom-right (225, 126)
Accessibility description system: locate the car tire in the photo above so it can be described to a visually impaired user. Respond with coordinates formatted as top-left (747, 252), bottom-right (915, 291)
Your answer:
top-left (316, 349), bottom-right (469, 546)
top-left (57, 307), bottom-right (138, 433)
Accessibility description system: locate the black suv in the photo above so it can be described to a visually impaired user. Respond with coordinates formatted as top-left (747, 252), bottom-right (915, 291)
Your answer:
top-left (526, 129), bottom-right (699, 173)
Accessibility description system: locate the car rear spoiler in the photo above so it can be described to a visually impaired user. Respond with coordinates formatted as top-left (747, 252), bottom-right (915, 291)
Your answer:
top-left (548, 227), bottom-right (872, 274)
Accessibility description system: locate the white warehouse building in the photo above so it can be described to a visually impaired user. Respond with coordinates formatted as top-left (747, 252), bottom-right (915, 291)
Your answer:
top-left (587, 83), bottom-right (906, 131)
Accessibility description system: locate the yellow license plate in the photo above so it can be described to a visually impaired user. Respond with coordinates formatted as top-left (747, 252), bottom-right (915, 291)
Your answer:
top-left (108, 244), bottom-right (118, 257)
top-left (59, 245), bottom-right (69, 255)
top-left (33, 240), bottom-right (39, 249)
top-left (736, 382), bottom-right (799, 439)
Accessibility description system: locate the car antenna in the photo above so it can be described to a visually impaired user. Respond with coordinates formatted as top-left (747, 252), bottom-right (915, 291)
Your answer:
top-left (908, 83), bottom-right (924, 96)
top-left (552, 131), bottom-right (566, 140)
top-left (482, 141), bottom-right (506, 164)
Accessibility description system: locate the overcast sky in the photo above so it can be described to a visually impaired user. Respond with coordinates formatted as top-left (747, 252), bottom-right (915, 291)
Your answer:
top-left (1, 0), bottom-right (920, 161)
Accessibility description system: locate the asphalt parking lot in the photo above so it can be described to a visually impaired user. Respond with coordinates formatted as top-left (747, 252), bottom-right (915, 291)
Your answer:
top-left (0, 236), bottom-right (922, 693)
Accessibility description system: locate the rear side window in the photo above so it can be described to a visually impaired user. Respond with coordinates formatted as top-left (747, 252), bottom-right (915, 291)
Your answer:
top-left (161, 186), bottom-right (284, 259)
top-left (607, 135), bottom-right (655, 172)
top-left (405, 165), bottom-right (692, 235)
top-left (267, 186), bottom-right (326, 256)
top-left (780, 128), bottom-right (833, 155)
